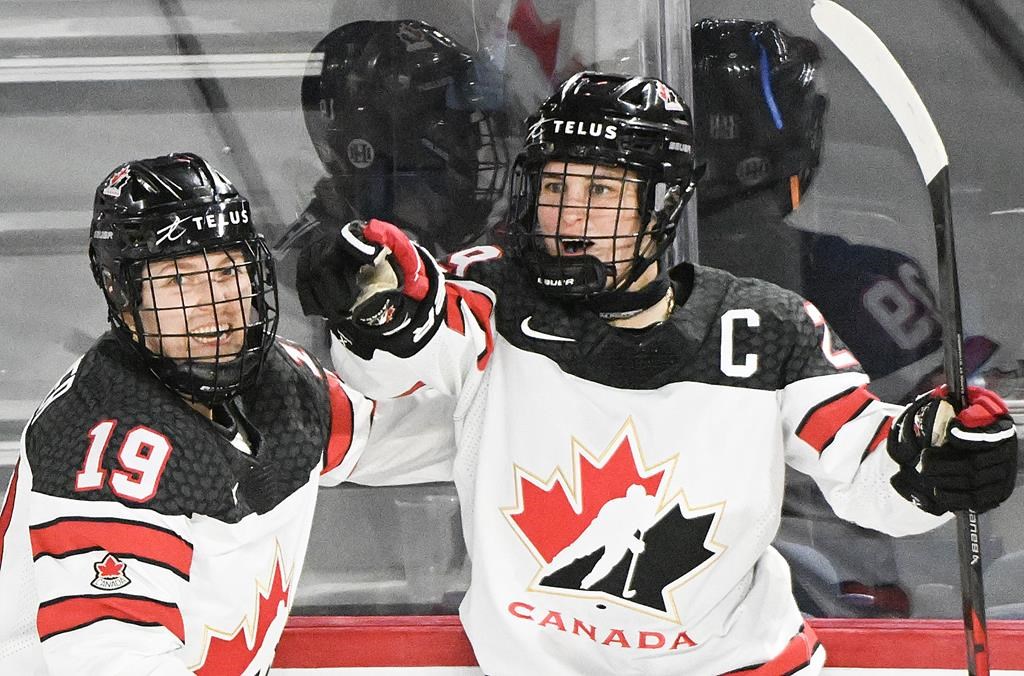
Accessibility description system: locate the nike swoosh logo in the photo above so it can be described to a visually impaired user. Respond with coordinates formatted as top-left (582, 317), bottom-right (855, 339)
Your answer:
top-left (520, 316), bottom-right (576, 343)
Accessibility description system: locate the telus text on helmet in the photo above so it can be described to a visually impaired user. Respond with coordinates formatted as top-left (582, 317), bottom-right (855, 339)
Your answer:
top-left (551, 120), bottom-right (617, 140)
top-left (191, 203), bottom-right (250, 230)
top-left (155, 203), bottom-right (250, 246)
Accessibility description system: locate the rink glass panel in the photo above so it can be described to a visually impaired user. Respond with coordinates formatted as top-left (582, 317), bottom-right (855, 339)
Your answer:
top-left (1, 0), bottom-right (1022, 620)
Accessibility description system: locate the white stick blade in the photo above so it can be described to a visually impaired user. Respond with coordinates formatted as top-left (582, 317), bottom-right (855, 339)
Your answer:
top-left (810, 0), bottom-right (948, 183)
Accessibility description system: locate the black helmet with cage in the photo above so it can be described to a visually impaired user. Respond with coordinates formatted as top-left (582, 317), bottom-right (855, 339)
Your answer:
top-left (89, 152), bottom-right (278, 405)
top-left (692, 18), bottom-right (827, 215)
top-left (302, 19), bottom-right (513, 255)
top-left (508, 71), bottom-right (698, 308)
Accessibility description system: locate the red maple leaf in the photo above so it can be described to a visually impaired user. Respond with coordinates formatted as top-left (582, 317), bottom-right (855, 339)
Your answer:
top-left (96, 554), bottom-right (125, 577)
top-left (107, 166), bottom-right (129, 186)
top-left (194, 554), bottom-right (291, 675)
top-left (506, 426), bottom-right (669, 563)
top-left (508, 0), bottom-right (562, 79)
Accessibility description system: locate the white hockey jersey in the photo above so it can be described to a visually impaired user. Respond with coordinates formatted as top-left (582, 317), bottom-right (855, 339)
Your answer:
top-left (330, 249), bottom-right (949, 676)
top-left (0, 335), bottom-right (372, 676)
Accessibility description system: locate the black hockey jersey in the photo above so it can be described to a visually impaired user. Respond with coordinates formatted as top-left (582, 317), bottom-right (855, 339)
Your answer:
top-left (0, 334), bottom-right (372, 675)
top-left (330, 248), bottom-right (948, 675)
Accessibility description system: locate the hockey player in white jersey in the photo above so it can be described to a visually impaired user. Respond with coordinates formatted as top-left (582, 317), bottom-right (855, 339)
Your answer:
top-left (0, 153), bottom-right (412, 675)
top-left (295, 73), bottom-right (1018, 674)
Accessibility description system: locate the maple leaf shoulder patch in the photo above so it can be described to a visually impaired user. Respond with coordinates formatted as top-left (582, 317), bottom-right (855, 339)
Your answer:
top-left (91, 553), bottom-right (131, 590)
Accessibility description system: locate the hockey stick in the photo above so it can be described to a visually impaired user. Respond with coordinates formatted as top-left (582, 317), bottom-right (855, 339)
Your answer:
top-left (622, 530), bottom-right (645, 599)
top-left (810, 2), bottom-right (986, 674)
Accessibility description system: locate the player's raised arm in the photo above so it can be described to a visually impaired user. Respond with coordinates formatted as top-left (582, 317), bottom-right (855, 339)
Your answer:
top-left (296, 218), bottom-right (495, 400)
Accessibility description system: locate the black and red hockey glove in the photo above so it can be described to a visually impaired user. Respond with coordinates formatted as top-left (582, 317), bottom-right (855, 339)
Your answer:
top-left (296, 219), bottom-right (430, 333)
top-left (888, 385), bottom-right (1018, 516)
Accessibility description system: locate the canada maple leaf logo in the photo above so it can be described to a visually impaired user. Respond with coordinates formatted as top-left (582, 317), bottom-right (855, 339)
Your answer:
top-left (502, 419), bottom-right (725, 622)
top-left (96, 554), bottom-right (125, 577)
top-left (102, 166), bottom-right (131, 197)
top-left (192, 545), bottom-right (294, 675)
top-left (91, 553), bottom-right (130, 590)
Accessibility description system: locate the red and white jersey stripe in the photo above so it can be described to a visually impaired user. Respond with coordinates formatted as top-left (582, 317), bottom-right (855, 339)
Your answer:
top-left (0, 336), bottom-right (381, 675)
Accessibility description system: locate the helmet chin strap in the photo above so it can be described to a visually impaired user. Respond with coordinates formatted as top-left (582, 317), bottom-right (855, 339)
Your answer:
top-left (583, 273), bottom-right (670, 320)
top-left (525, 243), bottom-right (671, 318)
top-left (582, 232), bottom-right (671, 319)
top-left (526, 252), bottom-right (608, 298)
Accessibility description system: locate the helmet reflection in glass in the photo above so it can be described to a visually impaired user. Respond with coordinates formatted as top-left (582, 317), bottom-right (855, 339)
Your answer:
top-left (692, 18), bottom-right (827, 216)
top-left (509, 72), bottom-right (698, 301)
top-left (302, 20), bottom-right (514, 255)
top-left (88, 153), bottom-right (279, 405)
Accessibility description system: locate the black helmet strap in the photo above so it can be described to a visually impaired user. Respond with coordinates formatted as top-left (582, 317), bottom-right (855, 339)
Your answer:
top-left (583, 274), bottom-right (671, 319)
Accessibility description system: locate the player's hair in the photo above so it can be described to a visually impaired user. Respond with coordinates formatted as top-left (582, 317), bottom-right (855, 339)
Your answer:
top-left (89, 153), bottom-right (278, 405)
top-left (692, 18), bottom-right (827, 215)
top-left (508, 72), bottom-right (697, 303)
top-left (302, 19), bottom-right (513, 254)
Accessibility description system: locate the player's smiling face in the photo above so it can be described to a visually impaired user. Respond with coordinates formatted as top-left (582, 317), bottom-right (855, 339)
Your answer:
top-left (131, 248), bottom-right (253, 361)
top-left (535, 161), bottom-right (650, 287)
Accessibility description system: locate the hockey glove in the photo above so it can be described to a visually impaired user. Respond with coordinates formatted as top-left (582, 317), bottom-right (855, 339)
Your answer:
top-left (888, 385), bottom-right (1018, 516)
top-left (296, 219), bottom-right (429, 332)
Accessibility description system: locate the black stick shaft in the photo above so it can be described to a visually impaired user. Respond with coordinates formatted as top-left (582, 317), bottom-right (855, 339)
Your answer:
top-left (929, 165), bottom-right (989, 676)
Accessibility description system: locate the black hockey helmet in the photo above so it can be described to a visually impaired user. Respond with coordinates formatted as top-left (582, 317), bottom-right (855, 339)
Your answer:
top-left (692, 18), bottom-right (826, 215)
top-left (302, 20), bottom-right (512, 254)
top-left (509, 72), bottom-right (697, 301)
top-left (89, 153), bottom-right (279, 405)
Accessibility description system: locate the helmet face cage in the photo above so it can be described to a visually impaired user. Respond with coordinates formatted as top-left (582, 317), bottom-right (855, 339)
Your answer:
top-left (112, 240), bottom-right (278, 405)
top-left (468, 109), bottom-right (511, 226)
top-left (90, 153), bottom-right (279, 405)
top-left (515, 159), bottom-right (674, 296)
top-left (303, 20), bottom-right (513, 255)
top-left (509, 73), bottom-right (696, 300)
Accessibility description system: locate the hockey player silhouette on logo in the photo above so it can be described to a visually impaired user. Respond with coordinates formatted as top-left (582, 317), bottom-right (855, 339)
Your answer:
top-left (545, 484), bottom-right (659, 590)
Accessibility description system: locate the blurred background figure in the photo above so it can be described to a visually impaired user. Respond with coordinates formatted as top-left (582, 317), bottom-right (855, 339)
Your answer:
top-left (691, 17), bottom-right (997, 404)
top-left (273, 19), bottom-right (518, 359)
top-left (271, 20), bottom-right (521, 613)
top-left (691, 17), bottom-right (999, 619)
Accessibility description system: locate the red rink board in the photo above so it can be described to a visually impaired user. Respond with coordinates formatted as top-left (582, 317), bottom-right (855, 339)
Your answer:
top-left (276, 616), bottom-right (1024, 669)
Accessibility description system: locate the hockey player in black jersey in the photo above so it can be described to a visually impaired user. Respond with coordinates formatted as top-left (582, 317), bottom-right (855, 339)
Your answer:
top-left (0, 153), bottom-right (391, 675)
top-left (296, 73), bottom-right (1017, 674)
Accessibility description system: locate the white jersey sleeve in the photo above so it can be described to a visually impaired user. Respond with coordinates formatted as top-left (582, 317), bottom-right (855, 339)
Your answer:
top-left (296, 338), bottom-right (457, 486)
top-left (314, 367), bottom-right (375, 487)
top-left (326, 252), bottom-right (495, 481)
top-left (780, 302), bottom-right (950, 535)
top-left (344, 390), bottom-right (457, 485)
